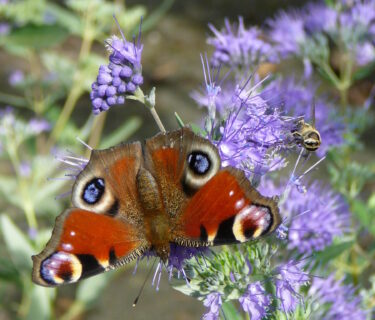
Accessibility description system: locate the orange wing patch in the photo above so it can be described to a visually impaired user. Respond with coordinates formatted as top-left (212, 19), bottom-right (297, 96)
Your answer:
top-left (32, 209), bottom-right (148, 287)
top-left (177, 169), bottom-right (278, 245)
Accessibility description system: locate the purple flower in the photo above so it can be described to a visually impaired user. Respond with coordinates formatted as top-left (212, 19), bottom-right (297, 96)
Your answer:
top-left (28, 227), bottom-right (38, 240)
top-left (345, 1), bottom-right (375, 31)
top-left (90, 20), bottom-right (143, 115)
top-left (0, 22), bottom-right (10, 35)
top-left (302, 3), bottom-right (338, 34)
top-left (310, 275), bottom-right (367, 320)
top-left (284, 181), bottom-right (350, 254)
top-left (211, 83), bottom-right (294, 180)
top-left (8, 70), bottom-right (24, 86)
top-left (267, 10), bottom-right (306, 58)
top-left (208, 17), bottom-right (276, 69)
top-left (267, 0), bottom-right (375, 69)
top-left (275, 260), bottom-right (310, 313)
top-left (19, 161), bottom-right (31, 177)
top-left (193, 57), bottom-right (295, 180)
top-left (28, 118), bottom-right (51, 134)
top-left (168, 244), bottom-right (208, 273)
top-left (239, 281), bottom-right (271, 320)
top-left (355, 42), bottom-right (375, 66)
top-left (202, 293), bottom-right (222, 320)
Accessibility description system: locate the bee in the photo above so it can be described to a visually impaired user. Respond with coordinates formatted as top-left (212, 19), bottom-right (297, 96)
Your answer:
top-left (292, 100), bottom-right (321, 152)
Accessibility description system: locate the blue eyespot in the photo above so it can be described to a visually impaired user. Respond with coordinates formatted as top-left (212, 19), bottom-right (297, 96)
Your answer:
top-left (82, 178), bottom-right (105, 204)
top-left (188, 151), bottom-right (211, 175)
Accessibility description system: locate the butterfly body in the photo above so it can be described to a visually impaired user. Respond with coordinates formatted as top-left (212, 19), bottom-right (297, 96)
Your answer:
top-left (32, 128), bottom-right (280, 287)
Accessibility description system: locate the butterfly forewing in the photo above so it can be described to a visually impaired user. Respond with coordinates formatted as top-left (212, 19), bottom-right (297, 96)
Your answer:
top-left (32, 208), bottom-right (149, 286)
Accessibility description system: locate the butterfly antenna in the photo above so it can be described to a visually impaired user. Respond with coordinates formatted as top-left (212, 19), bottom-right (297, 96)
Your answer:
top-left (132, 258), bottom-right (157, 307)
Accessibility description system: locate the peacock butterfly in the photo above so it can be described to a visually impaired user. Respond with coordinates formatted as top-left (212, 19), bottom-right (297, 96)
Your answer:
top-left (32, 128), bottom-right (281, 287)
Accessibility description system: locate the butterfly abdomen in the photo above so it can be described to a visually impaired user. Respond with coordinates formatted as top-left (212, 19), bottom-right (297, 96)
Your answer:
top-left (136, 167), bottom-right (171, 261)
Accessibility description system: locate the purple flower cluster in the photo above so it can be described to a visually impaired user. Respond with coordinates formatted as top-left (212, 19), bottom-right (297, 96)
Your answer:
top-left (283, 181), bottom-right (350, 254)
top-left (90, 31), bottom-right (143, 115)
top-left (28, 118), bottom-right (51, 134)
top-left (239, 281), bottom-right (271, 320)
top-left (267, 1), bottom-right (375, 68)
top-left (275, 260), bottom-right (310, 313)
top-left (167, 244), bottom-right (208, 273)
top-left (309, 275), bottom-right (367, 319)
top-left (264, 77), bottom-right (345, 156)
top-left (208, 17), bottom-right (276, 69)
top-left (215, 93), bottom-right (292, 179)
top-left (202, 293), bottom-right (222, 320)
top-left (192, 67), bottom-right (296, 181)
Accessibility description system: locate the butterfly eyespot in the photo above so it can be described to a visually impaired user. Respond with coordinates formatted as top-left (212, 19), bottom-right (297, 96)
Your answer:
top-left (82, 178), bottom-right (105, 204)
top-left (188, 151), bottom-right (211, 175)
top-left (183, 146), bottom-right (221, 191)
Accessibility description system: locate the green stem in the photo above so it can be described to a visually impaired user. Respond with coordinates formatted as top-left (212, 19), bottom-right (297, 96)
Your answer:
top-left (0, 92), bottom-right (28, 107)
top-left (60, 301), bottom-right (85, 320)
top-left (149, 106), bottom-right (166, 133)
top-left (47, 5), bottom-right (95, 147)
top-left (18, 277), bottom-right (32, 318)
top-left (7, 142), bottom-right (38, 229)
top-left (87, 112), bottom-right (107, 155)
top-left (129, 87), bottom-right (166, 132)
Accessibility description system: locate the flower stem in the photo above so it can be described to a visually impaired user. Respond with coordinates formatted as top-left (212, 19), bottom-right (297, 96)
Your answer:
top-left (5, 127), bottom-right (37, 229)
top-left (129, 87), bottom-right (166, 132)
top-left (47, 4), bottom-right (95, 148)
top-left (149, 106), bottom-right (166, 133)
top-left (87, 112), bottom-right (107, 154)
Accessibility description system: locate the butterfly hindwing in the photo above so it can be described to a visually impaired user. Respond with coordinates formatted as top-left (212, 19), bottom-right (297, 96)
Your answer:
top-left (32, 208), bottom-right (149, 286)
top-left (173, 167), bottom-right (281, 246)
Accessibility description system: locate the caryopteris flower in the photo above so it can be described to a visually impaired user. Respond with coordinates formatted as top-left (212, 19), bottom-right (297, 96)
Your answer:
top-left (239, 281), bottom-right (271, 320)
top-left (276, 179), bottom-right (350, 254)
top-left (202, 293), bottom-right (222, 320)
top-left (267, 1), bottom-right (375, 68)
top-left (193, 62), bottom-right (296, 181)
top-left (90, 21), bottom-right (143, 114)
top-left (309, 274), bottom-right (367, 320)
top-left (208, 17), bottom-right (276, 70)
top-left (274, 260), bottom-right (310, 313)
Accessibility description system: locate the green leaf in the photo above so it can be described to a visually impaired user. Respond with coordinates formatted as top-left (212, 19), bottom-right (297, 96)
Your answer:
top-left (76, 272), bottom-right (113, 306)
top-left (352, 200), bottom-right (375, 236)
top-left (221, 301), bottom-right (242, 320)
top-left (174, 112), bottom-right (185, 128)
top-left (0, 257), bottom-right (21, 285)
top-left (5, 24), bottom-right (69, 50)
top-left (190, 123), bottom-right (207, 136)
top-left (312, 240), bottom-right (354, 266)
top-left (0, 214), bottom-right (34, 272)
top-left (99, 117), bottom-right (142, 149)
top-left (45, 3), bottom-right (82, 35)
top-left (26, 285), bottom-right (55, 320)
top-left (353, 60), bottom-right (375, 81)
